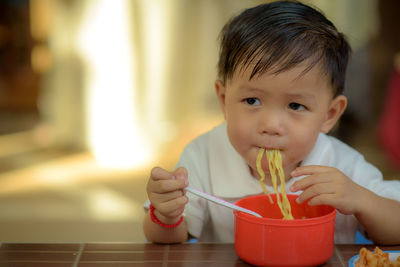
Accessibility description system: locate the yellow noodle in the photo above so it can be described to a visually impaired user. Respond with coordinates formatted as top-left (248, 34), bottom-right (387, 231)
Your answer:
top-left (267, 150), bottom-right (285, 217)
top-left (256, 148), bottom-right (273, 204)
top-left (266, 149), bottom-right (294, 220)
top-left (275, 151), bottom-right (293, 219)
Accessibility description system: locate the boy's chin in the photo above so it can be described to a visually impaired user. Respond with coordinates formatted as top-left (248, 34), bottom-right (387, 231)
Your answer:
top-left (248, 165), bottom-right (271, 178)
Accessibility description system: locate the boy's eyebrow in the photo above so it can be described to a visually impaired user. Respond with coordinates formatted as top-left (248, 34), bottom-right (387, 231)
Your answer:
top-left (285, 93), bottom-right (316, 99)
top-left (238, 87), bottom-right (317, 100)
top-left (237, 86), bottom-right (265, 93)
top-left (285, 93), bottom-right (318, 105)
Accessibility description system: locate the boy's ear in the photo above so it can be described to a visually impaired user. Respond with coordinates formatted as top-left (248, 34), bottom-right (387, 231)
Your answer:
top-left (320, 95), bottom-right (347, 133)
top-left (215, 80), bottom-right (227, 117)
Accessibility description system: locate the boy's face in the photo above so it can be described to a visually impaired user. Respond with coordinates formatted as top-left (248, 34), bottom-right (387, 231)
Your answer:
top-left (215, 64), bottom-right (347, 180)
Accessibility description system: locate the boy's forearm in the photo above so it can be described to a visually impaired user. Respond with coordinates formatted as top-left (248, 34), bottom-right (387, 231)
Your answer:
top-left (142, 212), bottom-right (188, 244)
top-left (356, 192), bottom-right (400, 244)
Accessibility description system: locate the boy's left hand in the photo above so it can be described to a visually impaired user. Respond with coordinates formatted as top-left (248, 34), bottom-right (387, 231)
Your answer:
top-left (290, 165), bottom-right (369, 215)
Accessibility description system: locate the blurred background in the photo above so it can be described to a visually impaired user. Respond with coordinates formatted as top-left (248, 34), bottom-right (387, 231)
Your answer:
top-left (0, 0), bottom-right (399, 242)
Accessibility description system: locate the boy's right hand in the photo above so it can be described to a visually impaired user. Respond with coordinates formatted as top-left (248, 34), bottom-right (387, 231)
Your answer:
top-left (147, 167), bottom-right (189, 225)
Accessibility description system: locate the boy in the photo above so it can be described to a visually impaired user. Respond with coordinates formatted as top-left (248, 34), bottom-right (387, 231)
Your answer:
top-left (143, 1), bottom-right (400, 244)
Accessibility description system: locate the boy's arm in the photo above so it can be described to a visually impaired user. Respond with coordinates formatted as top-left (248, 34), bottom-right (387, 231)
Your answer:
top-left (355, 191), bottom-right (400, 244)
top-left (143, 166), bottom-right (189, 244)
top-left (291, 165), bottom-right (400, 244)
top-left (142, 211), bottom-right (188, 243)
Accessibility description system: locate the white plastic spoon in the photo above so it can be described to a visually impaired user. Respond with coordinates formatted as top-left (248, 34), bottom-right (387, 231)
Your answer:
top-left (185, 186), bottom-right (262, 218)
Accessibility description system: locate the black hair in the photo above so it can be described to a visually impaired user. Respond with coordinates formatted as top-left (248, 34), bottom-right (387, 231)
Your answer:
top-left (217, 0), bottom-right (351, 96)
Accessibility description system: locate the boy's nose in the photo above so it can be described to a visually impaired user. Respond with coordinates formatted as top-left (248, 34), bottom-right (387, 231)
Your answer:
top-left (258, 113), bottom-right (283, 136)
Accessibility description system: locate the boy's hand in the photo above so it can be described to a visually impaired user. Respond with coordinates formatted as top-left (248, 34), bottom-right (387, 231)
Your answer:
top-left (147, 167), bottom-right (189, 224)
top-left (290, 165), bottom-right (370, 215)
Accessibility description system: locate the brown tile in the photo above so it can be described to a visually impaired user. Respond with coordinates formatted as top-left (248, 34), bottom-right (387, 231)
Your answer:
top-left (166, 263), bottom-right (226, 267)
top-left (166, 244), bottom-right (250, 266)
top-left (321, 252), bottom-right (344, 267)
top-left (84, 243), bottom-right (164, 252)
top-left (168, 250), bottom-right (238, 261)
top-left (78, 263), bottom-right (162, 267)
top-left (166, 262), bottom-right (250, 267)
top-left (0, 263), bottom-right (73, 267)
top-left (0, 243), bottom-right (79, 267)
top-left (169, 243), bottom-right (235, 251)
top-left (0, 251), bottom-right (76, 261)
top-left (336, 244), bottom-right (367, 263)
top-left (167, 243), bottom-right (243, 266)
top-left (0, 243), bottom-right (80, 251)
top-left (233, 261), bottom-right (257, 267)
top-left (80, 252), bottom-right (163, 261)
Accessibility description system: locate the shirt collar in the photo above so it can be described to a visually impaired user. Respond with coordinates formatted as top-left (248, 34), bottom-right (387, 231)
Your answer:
top-left (208, 122), bottom-right (263, 198)
top-left (300, 133), bottom-right (330, 167)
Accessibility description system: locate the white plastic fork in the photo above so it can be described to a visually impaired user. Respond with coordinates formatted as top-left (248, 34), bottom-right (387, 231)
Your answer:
top-left (185, 186), bottom-right (262, 218)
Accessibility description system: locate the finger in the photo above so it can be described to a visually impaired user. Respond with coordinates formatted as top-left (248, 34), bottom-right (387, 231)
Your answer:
top-left (296, 182), bottom-right (335, 204)
top-left (150, 167), bottom-right (175, 181)
top-left (307, 193), bottom-right (336, 207)
top-left (173, 167), bottom-right (188, 181)
top-left (150, 190), bottom-right (185, 204)
top-left (155, 206), bottom-right (186, 220)
top-left (156, 195), bottom-right (188, 216)
top-left (291, 173), bottom-right (331, 192)
top-left (291, 165), bottom-right (335, 177)
top-left (173, 167), bottom-right (189, 195)
top-left (152, 179), bottom-right (188, 193)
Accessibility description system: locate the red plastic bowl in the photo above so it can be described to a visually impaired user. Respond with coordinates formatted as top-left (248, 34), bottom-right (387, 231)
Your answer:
top-left (234, 194), bottom-right (336, 267)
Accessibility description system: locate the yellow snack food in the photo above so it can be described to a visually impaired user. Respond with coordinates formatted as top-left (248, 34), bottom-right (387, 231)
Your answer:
top-left (355, 247), bottom-right (400, 267)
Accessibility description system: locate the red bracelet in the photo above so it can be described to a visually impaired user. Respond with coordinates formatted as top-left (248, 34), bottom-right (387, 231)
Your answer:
top-left (149, 204), bottom-right (183, 228)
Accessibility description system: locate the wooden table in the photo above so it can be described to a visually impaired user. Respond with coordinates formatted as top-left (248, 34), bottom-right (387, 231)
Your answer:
top-left (0, 243), bottom-right (399, 266)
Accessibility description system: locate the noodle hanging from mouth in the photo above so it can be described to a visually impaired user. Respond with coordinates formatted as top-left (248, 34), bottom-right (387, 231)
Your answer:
top-left (256, 148), bottom-right (294, 220)
top-left (256, 148), bottom-right (273, 204)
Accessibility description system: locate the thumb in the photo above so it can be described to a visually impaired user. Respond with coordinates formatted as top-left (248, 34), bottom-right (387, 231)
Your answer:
top-left (173, 167), bottom-right (188, 182)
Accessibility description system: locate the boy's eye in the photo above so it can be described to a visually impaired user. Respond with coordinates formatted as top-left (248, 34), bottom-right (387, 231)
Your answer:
top-left (288, 102), bottom-right (306, 111)
top-left (244, 98), bottom-right (261, 106)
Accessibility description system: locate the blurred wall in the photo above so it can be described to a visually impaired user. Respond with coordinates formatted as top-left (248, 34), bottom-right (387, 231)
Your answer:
top-left (3, 0), bottom-right (399, 171)
top-left (35, 0), bottom-right (380, 164)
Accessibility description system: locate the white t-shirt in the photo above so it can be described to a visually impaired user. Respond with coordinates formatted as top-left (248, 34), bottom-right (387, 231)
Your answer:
top-left (177, 122), bottom-right (400, 243)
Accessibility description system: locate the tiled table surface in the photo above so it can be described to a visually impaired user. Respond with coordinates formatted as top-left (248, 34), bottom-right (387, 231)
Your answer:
top-left (0, 243), bottom-right (399, 267)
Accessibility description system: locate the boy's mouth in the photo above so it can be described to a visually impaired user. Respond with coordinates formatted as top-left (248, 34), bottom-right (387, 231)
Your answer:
top-left (258, 146), bottom-right (281, 151)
